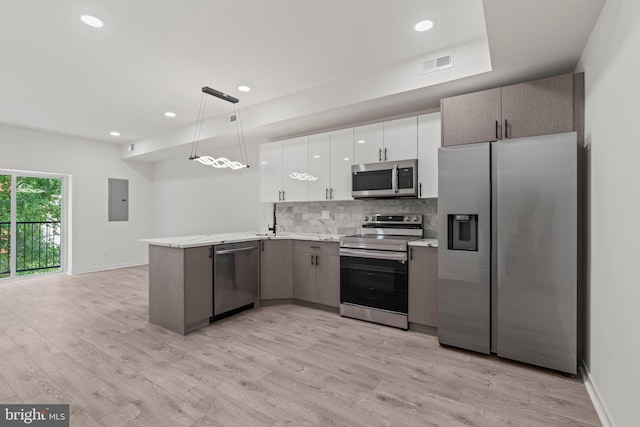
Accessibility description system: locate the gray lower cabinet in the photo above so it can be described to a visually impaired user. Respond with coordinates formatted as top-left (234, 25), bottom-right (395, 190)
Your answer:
top-left (149, 245), bottom-right (213, 335)
top-left (293, 250), bottom-right (316, 302)
top-left (292, 241), bottom-right (340, 308)
top-left (260, 240), bottom-right (293, 300)
top-left (408, 246), bottom-right (438, 327)
top-left (314, 253), bottom-right (340, 307)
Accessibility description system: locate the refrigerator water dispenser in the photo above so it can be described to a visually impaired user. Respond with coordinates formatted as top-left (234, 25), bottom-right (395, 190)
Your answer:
top-left (447, 214), bottom-right (478, 251)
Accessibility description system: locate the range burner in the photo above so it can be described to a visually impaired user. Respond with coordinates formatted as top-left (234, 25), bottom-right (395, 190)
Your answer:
top-left (339, 213), bottom-right (423, 251)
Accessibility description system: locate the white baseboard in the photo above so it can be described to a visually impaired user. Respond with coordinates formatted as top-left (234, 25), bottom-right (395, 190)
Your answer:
top-left (68, 261), bottom-right (148, 275)
top-left (581, 360), bottom-right (615, 427)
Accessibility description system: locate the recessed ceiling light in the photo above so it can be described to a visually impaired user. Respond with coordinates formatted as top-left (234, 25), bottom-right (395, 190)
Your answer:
top-left (313, 155), bottom-right (320, 158)
top-left (357, 140), bottom-right (365, 144)
top-left (238, 85), bottom-right (251, 92)
top-left (80, 14), bottom-right (104, 28)
top-left (261, 161), bottom-right (268, 165)
top-left (164, 112), bottom-right (176, 118)
top-left (415, 20), bottom-right (434, 32)
top-left (343, 157), bottom-right (350, 161)
top-left (109, 131), bottom-right (120, 136)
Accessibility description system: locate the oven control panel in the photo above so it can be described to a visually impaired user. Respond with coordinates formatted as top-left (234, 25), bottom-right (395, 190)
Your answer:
top-left (363, 213), bottom-right (423, 225)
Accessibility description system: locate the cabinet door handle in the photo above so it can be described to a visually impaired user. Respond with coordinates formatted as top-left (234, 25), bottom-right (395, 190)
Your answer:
top-left (384, 147), bottom-right (388, 161)
top-left (310, 245), bottom-right (320, 249)
top-left (410, 247), bottom-right (413, 260)
top-left (278, 190), bottom-right (282, 201)
top-left (495, 120), bottom-right (498, 139)
top-left (326, 188), bottom-right (329, 200)
top-left (504, 119), bottom-right (508, 139)
top-left (311, 254), bottom-right (314, 265)
top-left (282, 191), bottom-right (285, 201)
top-left (261, 241), bottom-right (264, 251)
top-left (419, 182), bottom-right (422, 198)
top-left (378, 148), bottom-right (382, 162)
top-left (209, 246), bottom-right (213, 259)
top-left (315, 255), bottom-right (319, 266)
top-left (330, 188), bottom-right (334, 199)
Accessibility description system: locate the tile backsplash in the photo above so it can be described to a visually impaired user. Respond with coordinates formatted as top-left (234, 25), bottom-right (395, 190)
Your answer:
top-left (266, 198), bottom-right (437, 238)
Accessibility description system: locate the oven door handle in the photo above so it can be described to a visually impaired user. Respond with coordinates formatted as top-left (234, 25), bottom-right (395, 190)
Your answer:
top-left (340, 248), bottom-right (407, 262)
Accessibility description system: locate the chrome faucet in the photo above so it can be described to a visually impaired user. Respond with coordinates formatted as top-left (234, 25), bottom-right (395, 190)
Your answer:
top-left (267, 203), bottom-right (277, 236)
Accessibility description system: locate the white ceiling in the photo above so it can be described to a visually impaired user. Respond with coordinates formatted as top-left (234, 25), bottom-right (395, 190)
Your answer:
top-left (0, 0), bottom-right (604, 162)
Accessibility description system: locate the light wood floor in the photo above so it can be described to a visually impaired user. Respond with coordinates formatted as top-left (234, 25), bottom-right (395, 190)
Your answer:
top-left (0, 266), bottom-right (600, 426)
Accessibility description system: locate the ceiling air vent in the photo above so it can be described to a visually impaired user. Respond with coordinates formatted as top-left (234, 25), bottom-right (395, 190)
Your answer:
top-left (421, 54), bottom-right (453, 74)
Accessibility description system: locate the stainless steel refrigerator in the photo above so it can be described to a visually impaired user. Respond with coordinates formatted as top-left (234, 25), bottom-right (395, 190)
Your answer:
top-left (438, 132), bottom-right (578, 374)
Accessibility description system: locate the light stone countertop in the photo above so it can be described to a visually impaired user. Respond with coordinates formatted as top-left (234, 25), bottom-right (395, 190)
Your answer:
top-left (140, 232), bottom-right (344, 248)
top-left (408, 238), bottom-right (439, 248)
top-left (141, 233), bottom-right (438, 248)
top-left (271, 232), bottom-right (343, 243)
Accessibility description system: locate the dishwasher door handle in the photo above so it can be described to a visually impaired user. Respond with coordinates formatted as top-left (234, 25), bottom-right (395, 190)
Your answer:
top-left (215, 246), bottom-right (258, 255)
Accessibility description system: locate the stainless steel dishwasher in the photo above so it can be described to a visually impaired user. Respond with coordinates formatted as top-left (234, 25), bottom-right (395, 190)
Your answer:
top-left (212, 241), bottom-right (259, 320)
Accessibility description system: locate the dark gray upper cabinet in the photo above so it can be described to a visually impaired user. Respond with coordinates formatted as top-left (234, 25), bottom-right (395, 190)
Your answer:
top-left (441, 88), bottom-right (501, 147)
top-left (441, 73), bottom-right (579, 147)
top-left (501, 73), bottom-right (574, 140)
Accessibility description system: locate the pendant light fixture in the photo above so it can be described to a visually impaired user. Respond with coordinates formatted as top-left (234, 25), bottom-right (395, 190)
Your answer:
top-left (188, 86), bottom-right (249, 169)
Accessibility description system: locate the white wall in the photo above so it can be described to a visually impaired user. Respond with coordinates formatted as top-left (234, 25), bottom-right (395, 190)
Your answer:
top-left (576, 1), bottom-right (640, 426)
top-left (151, 142), bottom-right (262, 237)
top-left (0, 124), bottom-right (153, 273)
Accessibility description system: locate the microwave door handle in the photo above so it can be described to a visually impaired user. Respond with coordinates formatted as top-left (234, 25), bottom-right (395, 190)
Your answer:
top-left (392, 164), bottom-right (398, 193)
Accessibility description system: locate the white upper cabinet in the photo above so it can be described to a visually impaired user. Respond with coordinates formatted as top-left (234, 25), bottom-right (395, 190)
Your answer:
top-left (383, 117), bottom-right (418, 161)
top-left (259, 141), bottom-right (283, 203)
top-left (329, 128), bottom-right (354, 200)
top-left (354, 118), bottom-right (418, 164)
top-left (259, 114), bottom-right (431, 202)
top-left (417, 112), bottom-right (441, 198)
top-left (308, 132), bottom-right (331, 201)
top-left (282, 136), bottom-right (309, 202)
top-left (354, 123), bottom-right (383, 164)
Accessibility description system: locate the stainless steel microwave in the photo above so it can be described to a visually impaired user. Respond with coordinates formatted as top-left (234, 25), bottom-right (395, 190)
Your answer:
top-left (351, 159), bottom-right (418, 199)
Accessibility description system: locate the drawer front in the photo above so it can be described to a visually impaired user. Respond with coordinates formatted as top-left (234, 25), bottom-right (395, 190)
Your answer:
top-left (293, 240), bottom-right (339, 256)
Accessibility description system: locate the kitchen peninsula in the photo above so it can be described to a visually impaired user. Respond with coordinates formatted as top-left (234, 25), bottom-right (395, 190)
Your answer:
top-left (142, 232), bottom-right (343, 335)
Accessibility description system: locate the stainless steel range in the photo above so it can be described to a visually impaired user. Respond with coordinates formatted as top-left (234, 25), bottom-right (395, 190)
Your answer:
top-left (339, 213), bottom-right (423, 329)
